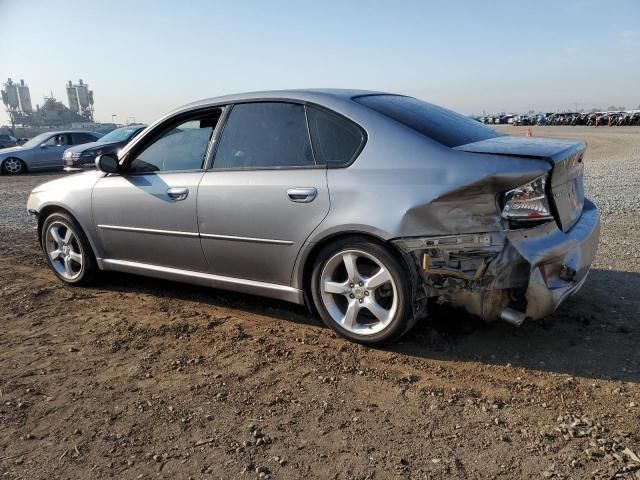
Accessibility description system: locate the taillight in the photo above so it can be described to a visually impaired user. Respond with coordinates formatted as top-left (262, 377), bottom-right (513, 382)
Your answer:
top-left (501, 175), bottom-right (553, 226)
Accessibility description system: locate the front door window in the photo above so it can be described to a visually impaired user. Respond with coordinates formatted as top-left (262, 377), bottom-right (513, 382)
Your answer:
top-left (129, 114), bottom-right (220, 173)
top-left (43, 134), bottom-right (69, 147)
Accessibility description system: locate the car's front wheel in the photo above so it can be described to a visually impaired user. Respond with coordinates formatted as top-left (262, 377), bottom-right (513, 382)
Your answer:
top-left (311, 237), bottom-right (414, 346)
top-left (2, 157), bottom-right (26, 174)
top-left (41, 212), bottom-right (96, 285)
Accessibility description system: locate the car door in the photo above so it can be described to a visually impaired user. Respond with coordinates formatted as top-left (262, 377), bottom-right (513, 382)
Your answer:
top-left (197, 102), bottom-right (330, 286)
top-left (35, 133), bottom-right (71, 169)
top-left (92, 109), bottom-right (222, 271)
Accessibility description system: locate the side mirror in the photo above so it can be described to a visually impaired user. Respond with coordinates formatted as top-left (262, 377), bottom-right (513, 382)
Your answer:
top-left (40, 144), bottom-right (48, 149)
top-left (95, 154), bottom-right (120, 173)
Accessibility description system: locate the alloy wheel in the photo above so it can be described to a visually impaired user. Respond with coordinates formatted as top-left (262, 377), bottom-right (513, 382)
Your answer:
top-left (3, 158), bottom-right (23, 174)
top-left (45, 221), bottom-right (84, 280)
top-left (319, 249), bottom-right (398, 335)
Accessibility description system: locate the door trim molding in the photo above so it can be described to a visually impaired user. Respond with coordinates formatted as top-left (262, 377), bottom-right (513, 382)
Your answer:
top-left (199, 233), bottom-right (294, 245)
top-left (97, 224), bottom-right (200, 238)
top-left (98, 224), bottom-right (294, 245)
top-left (96, 258), bottom-right (304, 304)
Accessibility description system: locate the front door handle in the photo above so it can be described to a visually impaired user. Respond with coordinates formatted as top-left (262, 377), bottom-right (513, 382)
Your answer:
top-left (167, 187), bottom-right (189, 201)
top-left (287, 187), bottom-right (317, 203)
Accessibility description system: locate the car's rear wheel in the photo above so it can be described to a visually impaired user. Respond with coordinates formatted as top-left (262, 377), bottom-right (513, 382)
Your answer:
top-left (2, 157), bottom-right (26, 174)
top-left (310, 237), bottom-right (414, 346)
top-left (41, 212), bottom-right (96, 285)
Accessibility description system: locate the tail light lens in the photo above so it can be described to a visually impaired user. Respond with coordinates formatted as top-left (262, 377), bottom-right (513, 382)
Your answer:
top-left (502, 175), bottom-right (553, 225)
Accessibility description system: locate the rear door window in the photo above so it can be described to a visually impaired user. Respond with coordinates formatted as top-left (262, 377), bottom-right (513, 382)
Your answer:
top-left (213, 102), bottom-right (314, 169)
top-left (306, 107), bottom-right (364, 167)
top-left (71, 132), bottom-right (97, 144)
top-left (354, 94), bottom-right (503, 148)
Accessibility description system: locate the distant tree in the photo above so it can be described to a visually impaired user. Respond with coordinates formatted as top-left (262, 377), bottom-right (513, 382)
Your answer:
top-left (607, 105), bottom-right (617, 111)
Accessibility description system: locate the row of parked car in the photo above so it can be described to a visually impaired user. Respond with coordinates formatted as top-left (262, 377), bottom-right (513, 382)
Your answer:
top-left (539, 111), bottom-right (640, 126)
top-left (0, 125), bottom-right (146, 174)
top-left (476, 111), bottom-right (640, 126)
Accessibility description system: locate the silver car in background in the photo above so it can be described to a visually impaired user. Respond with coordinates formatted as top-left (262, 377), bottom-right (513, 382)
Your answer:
top-left (27, 89), bottom-right (600, 345)
top-left (0, 130), bottom-right (99, 174)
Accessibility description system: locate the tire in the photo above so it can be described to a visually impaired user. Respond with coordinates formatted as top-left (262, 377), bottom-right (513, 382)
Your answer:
top-left (41, 212), bottom-right (97, 285)
top-left (2, 157), bottom-right (26, 175)
top-left (310, 236), bottom-right (414, 346)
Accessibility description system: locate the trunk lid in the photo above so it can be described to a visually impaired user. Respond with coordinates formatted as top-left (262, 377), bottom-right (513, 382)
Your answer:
top-left (454, 136), bottom-right (586, 231)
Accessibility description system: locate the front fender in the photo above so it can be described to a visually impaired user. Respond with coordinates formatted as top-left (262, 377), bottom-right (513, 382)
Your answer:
top-left (27, 171), bottom-right (104, 257)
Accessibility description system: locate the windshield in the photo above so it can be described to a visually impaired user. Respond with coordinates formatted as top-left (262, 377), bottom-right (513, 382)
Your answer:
top-left (21, 133), bottom-right (54, 148)
top-left (98, 126), bottom-right (144, 144)
top-left (354, 95), bottom-right (503, 148)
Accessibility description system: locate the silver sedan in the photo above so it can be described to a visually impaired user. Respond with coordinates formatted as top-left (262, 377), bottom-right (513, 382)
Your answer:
top-left (27, 90), bottom-right (600, 345)
top-left (0, 130), bottom-right (99, 174)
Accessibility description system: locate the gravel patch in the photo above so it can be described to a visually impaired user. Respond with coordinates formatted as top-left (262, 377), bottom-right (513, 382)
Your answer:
top-left (1, 128), bottom-right (639, 479)
top-left (0, 171), bottom-right (64, 231)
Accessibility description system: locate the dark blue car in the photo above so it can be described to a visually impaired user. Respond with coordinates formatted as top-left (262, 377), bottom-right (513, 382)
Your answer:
top-left (63, 124), bottom-right (147, 169)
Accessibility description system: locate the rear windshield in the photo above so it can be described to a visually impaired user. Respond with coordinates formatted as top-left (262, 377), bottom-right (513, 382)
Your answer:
top-left (353, 94), bottom-right (503, 148)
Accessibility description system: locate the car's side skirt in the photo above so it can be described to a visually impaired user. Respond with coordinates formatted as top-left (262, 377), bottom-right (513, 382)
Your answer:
top-left (96, 258), bottom-right (305, 304)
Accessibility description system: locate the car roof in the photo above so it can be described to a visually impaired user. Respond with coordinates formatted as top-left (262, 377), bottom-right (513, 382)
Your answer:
top-left (40, 130), bottom-right (99, 135)
top-left (179, 88), bottom-right (390, 111)
top-left (112, 124), bottom-right (148, 130)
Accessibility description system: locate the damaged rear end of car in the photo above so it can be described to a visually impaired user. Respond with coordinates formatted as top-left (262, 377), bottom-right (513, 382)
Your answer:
top-left (392, 136), bottom-right (600, 326)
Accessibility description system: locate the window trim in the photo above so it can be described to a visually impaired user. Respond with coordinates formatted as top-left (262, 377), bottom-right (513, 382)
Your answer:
top-left (202, 105), bottom-right (231, 170)
top-left (207, 99), bottom-right (367, 171)
top-left (119, 106), bottom-right (226, 176)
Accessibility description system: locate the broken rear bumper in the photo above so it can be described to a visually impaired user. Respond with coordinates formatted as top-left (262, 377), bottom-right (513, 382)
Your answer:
top-left (393, 199), bottom-right (600, 323)
top-left (506, 199), bottom-right (599, 319)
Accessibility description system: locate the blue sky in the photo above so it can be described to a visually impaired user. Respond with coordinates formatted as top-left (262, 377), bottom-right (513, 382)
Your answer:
top-left (1, 0), bottom-right (639, 124)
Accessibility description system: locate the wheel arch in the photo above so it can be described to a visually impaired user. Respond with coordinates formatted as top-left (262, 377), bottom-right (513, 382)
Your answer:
top-left (36, 205), bottom-right (100, 260)
top-left (295, 229), bottom-right (414, 312)
top-left (37, 205), bottom-right (75, 244)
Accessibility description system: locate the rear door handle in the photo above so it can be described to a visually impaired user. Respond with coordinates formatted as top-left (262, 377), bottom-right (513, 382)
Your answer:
top-left (287, 187), bottom-right (317, 203)
top-left (167, 187), bottom-right (189, 201)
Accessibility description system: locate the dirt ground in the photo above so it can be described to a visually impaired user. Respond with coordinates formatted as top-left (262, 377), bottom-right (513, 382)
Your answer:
top-left (1, 127), bottom-right (639, 479)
